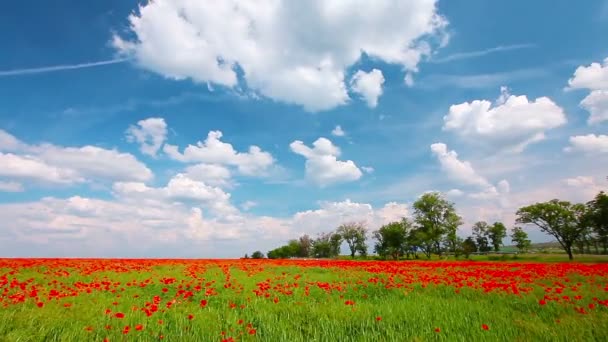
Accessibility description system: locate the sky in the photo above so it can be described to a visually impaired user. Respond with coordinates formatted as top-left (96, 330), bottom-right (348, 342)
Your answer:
top-left (0, 0), bottom-right (607, 258)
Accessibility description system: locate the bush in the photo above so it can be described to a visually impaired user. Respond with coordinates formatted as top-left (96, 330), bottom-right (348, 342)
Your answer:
top-left (251, 251), bottom-right (265, 259)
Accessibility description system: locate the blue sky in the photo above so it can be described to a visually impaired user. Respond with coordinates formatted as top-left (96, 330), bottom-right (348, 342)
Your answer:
top-left (1, 0), bottom-right (607, 257)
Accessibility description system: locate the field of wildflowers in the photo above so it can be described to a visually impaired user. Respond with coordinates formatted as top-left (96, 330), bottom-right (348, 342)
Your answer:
top-left (1, 258), bottom-right (607, 341)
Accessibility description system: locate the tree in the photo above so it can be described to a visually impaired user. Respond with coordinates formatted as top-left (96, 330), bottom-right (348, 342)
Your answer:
top-left (516, 200), bottom-right (588, 260)
top-left (298, 234), bottom-right (313, 258)
top-left (444, 212), bottom-right (464, 255)
top-left (373, 219), bottom-right (412, 260)
top-left (412, 192), bottom-right (462, 258)
top-left (472, 221), bottom-right (491, 253)
top-left (510, 227), bottom-right (531, 253)
top-left (311, 232), bottom-right (342, 258)
top-left (251, 251), bottom-right (265, 259)
top-left (587, 191), bottom-right (608, 254)
top-left (329, 233), bottom-right (343, 257)
top-left (488, 222), bottom-right (507, 252)
top-left (462, 236), bottom-right (477, 259)
top-left (243, 254), bottom-right (249, 259)
top-left (337, 222), bottom-right (367, 258)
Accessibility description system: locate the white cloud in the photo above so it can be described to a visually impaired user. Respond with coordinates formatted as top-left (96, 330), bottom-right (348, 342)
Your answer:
top-left (350, 69), bottom-right (385, 108)
top-left (404, 72), bottom-right (415, 87)
top-left (241, 201), bottom-right (257, 211)
top-left (0, 193), bottom-right (408, 257)
top-left (163, 131), bottom-right (274, 176)
top-left (113, 173), bottom-right (237, 218)
top-left (442, 88), bottom-right (566, 152)
top-left (331, 125), bottom-right (346, 137)
top-left (113, 0), bottom-right (447, 111)
top-left (431, 143), bottom-right (510, 201)
top-left (564, 176), bottom-right (595, 187)
top-left (125, 117), bottom-right (168, 157)
top-left (567, 58), bottom-right (608, 125)
top-left (580, 90), bottom-right (608, 124)
top-left (0, 152), bottom-right (83, 184)
top-left (361, 166), bottom-right (375, 174)
top-left (565, 134), bottom-right (608, 154)
top-left (0, 130), bottom-right (23, 151)
top-left (34, 145), bottom-right (153, 182)
top-left (430, 143), bottom-right (490, 188)
top-left (0, 129), bottom-right (152, 185)
top-left (292, 199), bottom-right (408, 236)
top-left (567, 57), bottom-right (608, 91)
top-left (563, 176), bottom-right (604, 200)
top-left (290, 137), bottom-right (362, 186)
top-left (184, 163), bottom-right (233, 188)
top-left (445, 189), bottom-right (464, 197)
top-left (0, 181), bottom-right (24, 192)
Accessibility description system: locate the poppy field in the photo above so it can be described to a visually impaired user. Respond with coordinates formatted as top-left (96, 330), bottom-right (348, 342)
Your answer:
top-left (1, 258), bottom-right (607, 341)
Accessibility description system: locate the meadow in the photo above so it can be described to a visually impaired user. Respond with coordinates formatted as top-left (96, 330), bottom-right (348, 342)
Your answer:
top-left (1, 258), bottom-right (607, 342)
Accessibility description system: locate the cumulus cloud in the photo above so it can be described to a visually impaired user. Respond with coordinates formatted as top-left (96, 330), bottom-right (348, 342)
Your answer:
top-left (567, 57), bottom-right (608, 91)
top-left (431, 143), bottom-right (510, 200)
top-left (0, 193), bottom-right (408, 257)
top-left (350, 69), bottom-right (385, 108)
top-left (562, 176), bottom-right (604, 200)
top-left (0, 129), bottom-right (152, 185)
top-left (0, 152), bottom-right (82, 184)
top-left (331, 125), bottom-right (346, 137)
top-left (564, 134), bottom-right (608, 154)
top-left (290, 137), bottom-right (362, 187)
top-left (430, 143), bottom-right (490, 188)
top-left (125, 117), bottom-right (168, 157)
top-left (291, 200), bottom-right (408, 237)
top-left (113, 0), bottom-right (447, 111)
top-left (113, 173), bottom-right (237, 217)
top-left (567, 57), bottom-right (608, 124)
top-left (580, 90), bottom-right (608, 125)
top-left (183, 163), bottom-right (233, 188)
top-left (163, 131), bottom-right (274, 176)
top-left (442, 87), bottom-right (567, 152)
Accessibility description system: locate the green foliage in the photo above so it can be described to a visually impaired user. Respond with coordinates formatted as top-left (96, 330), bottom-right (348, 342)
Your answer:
top-left (472, 221), bottom-right (491, 253)
top-left (251, 251), bottom-right (265, 259)
top-left (310, 232), bottom-right (342, 258)
top-left (298, 234), bottom-right (313, 258)
top-left (587, 191), bottom-right (608, 254)
top-left (488, 222), bottom-right (507, 252)
top-left (510, 227), bottom-right (531, 253)
top-left (412, 192), bottom-right (462, 258)
top-left (336, 222), bottom-right (368, 258)
top-left (516, 199), bottom-right (588, 260)
top-left (462, 236), bottom-right (477, 258)
top-left (373, 219), bottom-right (412, 260)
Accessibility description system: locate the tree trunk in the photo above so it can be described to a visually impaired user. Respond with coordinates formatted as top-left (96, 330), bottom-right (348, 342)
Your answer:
top-left (566, 246), bottom-right (574, 260)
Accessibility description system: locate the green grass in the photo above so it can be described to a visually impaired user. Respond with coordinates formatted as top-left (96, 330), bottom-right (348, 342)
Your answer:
top-left (1, 259), bottom-right (607, 341)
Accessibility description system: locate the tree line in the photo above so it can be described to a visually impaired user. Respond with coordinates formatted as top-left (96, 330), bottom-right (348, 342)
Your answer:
top-left (247, 190), bottom-right (607, 261)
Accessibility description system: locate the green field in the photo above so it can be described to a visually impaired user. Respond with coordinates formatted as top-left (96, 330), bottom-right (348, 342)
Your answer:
top-left (1, 258), bottom-right (607, 342)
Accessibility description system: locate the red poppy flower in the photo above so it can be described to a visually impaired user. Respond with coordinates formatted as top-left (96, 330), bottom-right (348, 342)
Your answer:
top-left (375, 316), bottom-right (382, 321)
top-left (135, 324), bottom-right (143, 331)
top-left (539, 299), bottom-right (546, 306)
top-left (248, 329), bottom-right (256, 335)
top-left (115, 312), bottom-right (125, 319)
top-left (434, 328), bottom-right (441, 333)
top-left (188, 314), bottom-right (194, 320)
top-left (482, 324), bottom-right (489, 330)
top-left (200, 299), bottom-right (208, 308)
